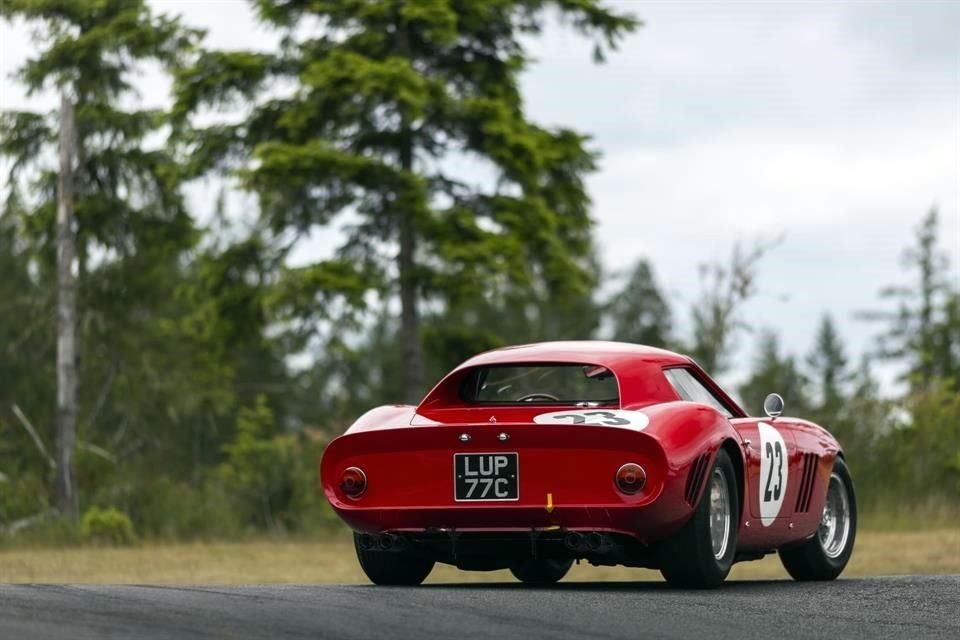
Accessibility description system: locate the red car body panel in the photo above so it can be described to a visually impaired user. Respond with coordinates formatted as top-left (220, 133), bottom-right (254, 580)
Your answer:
top-left (320, 341), bottom-right (842, 553)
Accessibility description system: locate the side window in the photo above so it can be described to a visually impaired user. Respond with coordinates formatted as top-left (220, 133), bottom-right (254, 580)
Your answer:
top-left (663, 368), bottom-right (733, 418)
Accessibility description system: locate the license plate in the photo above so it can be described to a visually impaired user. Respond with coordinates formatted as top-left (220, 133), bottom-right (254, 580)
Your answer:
top-left (454, 453), bottom-right (519, 502)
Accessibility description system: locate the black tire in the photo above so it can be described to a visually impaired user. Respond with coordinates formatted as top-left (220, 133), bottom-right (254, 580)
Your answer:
top-left (779, 456), bottom-right (857, 581)
top-left (659, 448), bottom-right (740, 588)
top-left (509, 558), bottom-right (573, 585)
top-left (354, 533), bottom-right (435, 586)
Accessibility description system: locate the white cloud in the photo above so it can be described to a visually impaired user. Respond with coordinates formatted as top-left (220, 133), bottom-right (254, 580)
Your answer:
top-left (523, 0), bottom-right (960, 375)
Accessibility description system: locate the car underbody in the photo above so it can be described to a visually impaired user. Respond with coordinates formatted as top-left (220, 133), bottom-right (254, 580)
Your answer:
top-left (354, 529), bottom-right (771, 572)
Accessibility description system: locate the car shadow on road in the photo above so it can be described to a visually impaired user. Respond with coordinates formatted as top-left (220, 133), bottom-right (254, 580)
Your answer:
top-left (418, 578), bottom-right (859, 592)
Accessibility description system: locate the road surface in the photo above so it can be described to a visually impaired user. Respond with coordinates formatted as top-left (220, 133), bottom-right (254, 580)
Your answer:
top-left (0, 576), bottom-right (957, 639)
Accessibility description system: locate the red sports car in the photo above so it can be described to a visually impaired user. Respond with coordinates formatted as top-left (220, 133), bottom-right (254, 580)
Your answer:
top-left (320, 341), bottom-right (857, 588)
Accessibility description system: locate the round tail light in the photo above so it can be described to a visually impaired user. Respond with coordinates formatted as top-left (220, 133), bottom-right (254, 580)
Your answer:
top-left (615, 463), bottom-right (646, 495)
top-left (340, 466), bottom-right (367, 499)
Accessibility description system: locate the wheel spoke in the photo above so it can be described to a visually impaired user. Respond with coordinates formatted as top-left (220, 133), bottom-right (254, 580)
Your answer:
top-left (708, 468), bottom-right (730, 559)
top-left (817, 472), bottom-right (850, 558)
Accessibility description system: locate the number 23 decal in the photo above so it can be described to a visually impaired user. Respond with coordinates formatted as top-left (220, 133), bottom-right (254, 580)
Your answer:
top-left (533, 410), bottom-right (649, 431)
top-left (757, 422), bottom-right (789, 526)
top-left (551, 411), bottom-right (629, 426)
top-left (763, 440), bottom-right (784, 502)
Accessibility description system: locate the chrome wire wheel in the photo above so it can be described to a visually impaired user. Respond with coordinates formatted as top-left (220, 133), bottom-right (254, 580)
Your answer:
top-left (708, 468), bottom-right (731, 559)
top-left (818, 472), bottom-right (851, 559)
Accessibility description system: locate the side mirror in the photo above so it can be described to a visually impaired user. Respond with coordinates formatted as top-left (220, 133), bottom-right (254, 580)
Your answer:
top-left (763, 393), bottom-right (784, 419)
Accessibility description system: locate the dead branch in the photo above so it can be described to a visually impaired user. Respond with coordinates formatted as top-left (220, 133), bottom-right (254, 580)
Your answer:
top-left (2, 509), bottom-right (57, 536)
top-left (77, 440), bottom-right (118, 464)
top-left (11, 404), bottom-right (56, 470)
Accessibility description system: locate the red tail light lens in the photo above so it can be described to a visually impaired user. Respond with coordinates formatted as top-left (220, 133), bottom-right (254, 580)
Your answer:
top-left (340, 466), bottom-right (367, 499)
top-left (616, 463), bottom-right (646, 495)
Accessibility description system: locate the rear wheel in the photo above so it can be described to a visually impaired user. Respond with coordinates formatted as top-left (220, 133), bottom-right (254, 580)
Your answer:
top-left (510, 558), bottom-right (573, 585)
top-left (354, 533), bottom-right (435, 586)
top-left (659, 448), bottom-right (739, 588)
top-left (779, 456), bottom-right (857, 581)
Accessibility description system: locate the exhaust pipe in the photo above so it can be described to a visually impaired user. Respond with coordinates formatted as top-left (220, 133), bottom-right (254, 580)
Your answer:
top-left (359, 532), bottom-right (402, 551)
top-left (587, 532), bottom-right (604, 551)
top-left (564, 532), bottom-right (584, 551)
top-left (564, 531), bottom-right (613, 554)
top-left (379, 533), bottom-right (400, 550)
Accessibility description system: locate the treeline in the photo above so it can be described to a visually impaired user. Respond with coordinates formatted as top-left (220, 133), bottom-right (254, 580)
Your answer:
top-left (0, 1), bottom-right (956, 543)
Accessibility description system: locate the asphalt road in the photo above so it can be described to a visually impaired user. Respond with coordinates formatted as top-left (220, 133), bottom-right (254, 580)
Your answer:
top-left (0, 576), bottom-right (957, 640)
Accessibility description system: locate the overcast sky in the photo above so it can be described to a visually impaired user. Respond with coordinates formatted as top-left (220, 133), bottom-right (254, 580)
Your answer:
top-left (1, 0), bottom-right (958, 393)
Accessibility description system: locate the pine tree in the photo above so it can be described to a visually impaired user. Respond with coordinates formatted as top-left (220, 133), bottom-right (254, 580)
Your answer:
top-left (607, 258), bottom-right (672, 347)
top-left (173, 0), bottom-right (638, 403)
top-left (0, 0), bottom-right (200, 516)
top-left (739, 330), bottom-right (810, 417)
top-left (806, 313), bottom-right (850, 411)
top-left (862, 208), bottom-right (957, 388)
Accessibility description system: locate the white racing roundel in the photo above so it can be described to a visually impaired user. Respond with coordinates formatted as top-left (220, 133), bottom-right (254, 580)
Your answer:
top-left (533, 409), bottom-right (649, 431)
top-left (757, 422), bottom-right (788, 526)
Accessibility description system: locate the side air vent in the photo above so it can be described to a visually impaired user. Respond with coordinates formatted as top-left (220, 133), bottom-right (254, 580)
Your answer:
top-left (684, 453), bottom-right (710, 506)
top-left (795, 453), bottom-right (819, 512)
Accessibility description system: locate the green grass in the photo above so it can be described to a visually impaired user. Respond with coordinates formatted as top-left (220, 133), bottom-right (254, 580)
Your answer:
top-left (0, 528), bottom-right (957, 584)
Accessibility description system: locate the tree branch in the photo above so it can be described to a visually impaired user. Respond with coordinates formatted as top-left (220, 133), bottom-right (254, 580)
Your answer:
top-left (11, 403), bottom-right (56, 470)
top-left (2, 509), bottom-right (58, 536)
top-left (77, 441), bottom-right (117, 464)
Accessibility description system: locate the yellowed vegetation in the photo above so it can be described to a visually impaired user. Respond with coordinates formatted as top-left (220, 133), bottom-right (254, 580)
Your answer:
top-left (0, 529), bottom-right (957, 584)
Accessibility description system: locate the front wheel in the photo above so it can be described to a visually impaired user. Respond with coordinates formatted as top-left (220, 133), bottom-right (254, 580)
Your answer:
top-left (354, 533), bottom-right (435, 586)
top-left (659, 448), bottom-right (739, 588)
top-left (779, 456), bottom-right (857, 581)
top-left (510, 558), bottom-right (573, 585)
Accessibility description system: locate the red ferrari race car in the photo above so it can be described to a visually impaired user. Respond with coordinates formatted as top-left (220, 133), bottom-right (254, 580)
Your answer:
top-left (320, 341), bottom-right (857, 588)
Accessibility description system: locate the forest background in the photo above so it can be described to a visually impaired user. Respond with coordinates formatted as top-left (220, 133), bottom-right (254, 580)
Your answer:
top-left (0, 0), bottom-right (957, 546)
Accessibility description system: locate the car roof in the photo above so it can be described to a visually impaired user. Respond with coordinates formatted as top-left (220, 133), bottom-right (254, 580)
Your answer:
top-left (455, 340), bottom-right (691, 371)
top-left (421, 340), bottom-right (745, 416)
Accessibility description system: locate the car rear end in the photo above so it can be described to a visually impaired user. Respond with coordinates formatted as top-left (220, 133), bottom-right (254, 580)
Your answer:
top-left (320, 359), bottom-right (705, 576)
top-left (320, 417), bottom-right (685, 538)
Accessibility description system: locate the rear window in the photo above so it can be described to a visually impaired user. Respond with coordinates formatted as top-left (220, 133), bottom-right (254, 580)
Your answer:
top-left (461, 364), bottom-right (619, 405)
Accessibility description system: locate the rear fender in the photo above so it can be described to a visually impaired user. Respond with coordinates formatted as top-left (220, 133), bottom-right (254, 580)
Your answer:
top-left (638, 402), bottom-right (746, 528)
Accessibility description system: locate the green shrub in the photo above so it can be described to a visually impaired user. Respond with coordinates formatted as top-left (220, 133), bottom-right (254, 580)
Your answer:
top-left (219, 395), bottom-right (299, 531)
top-left (80, 506), bottom-right (136, 545)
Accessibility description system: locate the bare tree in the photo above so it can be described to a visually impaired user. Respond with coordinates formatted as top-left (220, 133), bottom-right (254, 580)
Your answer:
top-left (55, 92), bottom-right (78, 518)
top-left (689, 236), bottom-right (782, 374)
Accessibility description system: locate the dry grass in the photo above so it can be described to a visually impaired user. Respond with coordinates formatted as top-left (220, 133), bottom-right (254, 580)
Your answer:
top-left (0, 529), bottom-right (957, 584)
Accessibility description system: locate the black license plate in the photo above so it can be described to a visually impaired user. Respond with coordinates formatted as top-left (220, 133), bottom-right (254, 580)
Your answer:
top-left (454, 453), bottom-right (519, 502)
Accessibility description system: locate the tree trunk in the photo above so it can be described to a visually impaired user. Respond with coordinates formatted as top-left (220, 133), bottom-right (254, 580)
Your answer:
top-left (55, 92), bottom-right (79, 518)
top-left (398, 150), bottom-right (424, 405)
top-left (917, 210), bottom-right (937, 387)
top-left (396, 14), bottom-right (424, 405)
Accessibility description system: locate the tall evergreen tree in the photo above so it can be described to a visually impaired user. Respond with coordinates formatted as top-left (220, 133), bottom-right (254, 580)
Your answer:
top-left (0, 0), bottom-right (201, 516)
top-left (607, 258), bottom-right (672, 347)
top-left (806, 313), bottom-right (850, 412)
top-left (932, 290), bottom-right (960, 383)
top-left (739, 329), bottom-right (810, 417)
top-left (174, 0), bottom-right (638, 403)
top-left (862, 208), bottom-right (957, 388)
